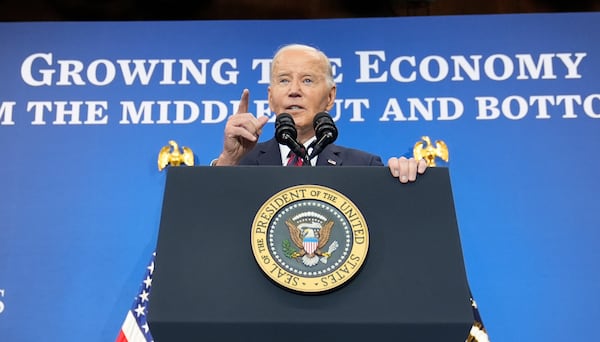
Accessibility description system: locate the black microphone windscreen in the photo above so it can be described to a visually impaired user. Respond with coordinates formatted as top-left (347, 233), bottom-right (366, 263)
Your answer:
top-left (313, 111), bottom-right (338, 142)
top-left (275, 112), bottom-right (297, 145)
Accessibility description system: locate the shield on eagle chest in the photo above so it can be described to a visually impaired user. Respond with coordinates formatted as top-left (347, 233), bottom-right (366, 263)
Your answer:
top-left (303, 235), bottom-right (318, 255)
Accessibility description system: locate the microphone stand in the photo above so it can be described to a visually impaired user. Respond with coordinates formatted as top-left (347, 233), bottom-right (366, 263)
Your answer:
top-left (303, 140), bottom-right (318, 166)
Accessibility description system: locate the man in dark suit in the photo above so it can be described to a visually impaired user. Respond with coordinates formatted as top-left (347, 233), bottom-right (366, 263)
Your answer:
top-left (238, 137), bottom-right (384, 166)
top-left (212, 43), bottom-right (426, 182)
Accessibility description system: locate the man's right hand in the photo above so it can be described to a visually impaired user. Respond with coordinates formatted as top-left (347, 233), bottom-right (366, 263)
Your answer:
top-left (214, 89), bottom-right (269, 166)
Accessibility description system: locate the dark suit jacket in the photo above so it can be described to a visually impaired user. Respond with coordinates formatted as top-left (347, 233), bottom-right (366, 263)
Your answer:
top-left (239, 138), bottom-right (383, 166)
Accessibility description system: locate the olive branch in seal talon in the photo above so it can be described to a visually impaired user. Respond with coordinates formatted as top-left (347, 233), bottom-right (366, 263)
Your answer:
top-left (282, 239), bottom-right (298, 258)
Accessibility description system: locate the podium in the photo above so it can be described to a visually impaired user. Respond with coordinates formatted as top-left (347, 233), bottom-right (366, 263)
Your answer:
top-left (147, 166), bottom-right (474, 341)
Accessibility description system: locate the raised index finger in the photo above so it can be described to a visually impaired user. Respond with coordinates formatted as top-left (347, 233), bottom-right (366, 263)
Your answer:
top-left (236, 88), bottom-right (250, 114)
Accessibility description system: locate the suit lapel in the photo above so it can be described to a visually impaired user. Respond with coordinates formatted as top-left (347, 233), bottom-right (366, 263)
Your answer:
top-left (316, 144), bottom-right (342, 166)
top-left (256, 139), bottom-right (283, 165)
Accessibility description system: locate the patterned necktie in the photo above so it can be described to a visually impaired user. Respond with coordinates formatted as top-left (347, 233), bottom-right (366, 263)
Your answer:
top-left (286, 152), bottom-right (304, 166)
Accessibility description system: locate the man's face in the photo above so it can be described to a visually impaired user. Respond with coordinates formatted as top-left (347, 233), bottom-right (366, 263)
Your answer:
top-left (268, 48), bottom-right (336, 140)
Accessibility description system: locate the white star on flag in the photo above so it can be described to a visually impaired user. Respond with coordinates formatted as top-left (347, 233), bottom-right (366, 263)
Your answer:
top-left (115, 252), bottom-right (156, 342)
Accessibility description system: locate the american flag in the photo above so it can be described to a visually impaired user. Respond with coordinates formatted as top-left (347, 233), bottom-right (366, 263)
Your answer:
top-left (466, 297), bottom-right (490, 342)
top-left (116, 252), bottom-right (155, 342)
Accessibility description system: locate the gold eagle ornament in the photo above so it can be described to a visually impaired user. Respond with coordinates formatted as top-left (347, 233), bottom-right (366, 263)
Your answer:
top-left (413, 136), bottom-right (449, 167)
top-left (157, 140), bottom-right (195, 171)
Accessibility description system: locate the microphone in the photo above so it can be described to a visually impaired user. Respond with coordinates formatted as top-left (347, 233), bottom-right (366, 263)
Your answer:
top-left (275, 113), bottom-right (307, 163)
top-left (309, 112), bottom-right (338, 159)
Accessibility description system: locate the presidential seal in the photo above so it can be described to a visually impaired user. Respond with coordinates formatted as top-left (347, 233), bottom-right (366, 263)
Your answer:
top-left (251, 185), bottom-right (369, 293)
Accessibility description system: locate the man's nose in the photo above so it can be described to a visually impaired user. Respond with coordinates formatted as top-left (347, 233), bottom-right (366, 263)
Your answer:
top-left (288, 79), bottom-right (302, 96)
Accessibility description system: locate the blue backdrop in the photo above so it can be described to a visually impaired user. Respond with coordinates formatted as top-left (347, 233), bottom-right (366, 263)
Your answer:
top-left (1, 12), bottom-right (599, 341)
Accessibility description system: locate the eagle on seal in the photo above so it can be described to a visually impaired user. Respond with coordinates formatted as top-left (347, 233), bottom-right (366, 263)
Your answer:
top-left (285, 219), bottom-right (335, 266)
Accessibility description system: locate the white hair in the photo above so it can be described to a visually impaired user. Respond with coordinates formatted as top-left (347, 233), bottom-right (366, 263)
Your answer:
top-left (270, 43), bottom-right (335, 88)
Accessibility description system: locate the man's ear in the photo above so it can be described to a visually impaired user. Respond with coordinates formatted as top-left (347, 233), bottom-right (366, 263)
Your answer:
top-left (326, 85), bottom-right (337, 110)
